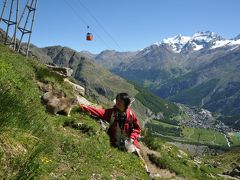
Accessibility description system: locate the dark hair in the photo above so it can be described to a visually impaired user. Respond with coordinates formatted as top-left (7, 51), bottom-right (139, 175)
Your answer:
top-left (116, 93), bottom-right (131, 109)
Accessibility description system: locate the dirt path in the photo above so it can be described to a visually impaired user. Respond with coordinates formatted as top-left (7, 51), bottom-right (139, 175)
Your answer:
top-left (139, 142), bottom-right (185, 179)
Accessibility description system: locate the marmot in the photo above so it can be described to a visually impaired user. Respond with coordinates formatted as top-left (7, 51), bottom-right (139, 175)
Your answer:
top-left (42, 92), bottom-right (78, 116)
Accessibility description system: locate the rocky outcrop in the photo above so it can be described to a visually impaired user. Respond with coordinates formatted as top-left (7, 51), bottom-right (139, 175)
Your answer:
top-left (223, 165), bottom-right (240, 179)
top-left (46, 64), bottom-right (73, 77)
top-left (64, 78), bottom-right (85, 96)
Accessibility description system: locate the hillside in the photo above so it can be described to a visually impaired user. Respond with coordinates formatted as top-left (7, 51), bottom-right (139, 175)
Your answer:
top-left (0, 44), bottom-right (149, 179)
top-left (1, 43), bottom-right (240, 179)
top-left (94, 50), bottom-right (138, 69)
top-left (25, 44), bottom-right (180, 125)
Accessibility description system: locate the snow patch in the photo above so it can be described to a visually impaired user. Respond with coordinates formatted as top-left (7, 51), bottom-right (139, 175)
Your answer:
top-left (150, 31), bottom-right (240, 53)
top-left (211, 39), bottom-right (240, 49)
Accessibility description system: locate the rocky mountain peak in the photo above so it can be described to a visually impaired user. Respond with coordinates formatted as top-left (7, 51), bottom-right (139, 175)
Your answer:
top-left (160, 34), bottom-right (191, 53)
top-left (191, 31), bottom-right (224, 42)
top-left (150, 31), bottom-right (239, 53)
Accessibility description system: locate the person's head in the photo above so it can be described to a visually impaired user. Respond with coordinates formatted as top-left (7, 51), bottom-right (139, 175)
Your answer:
top-left (115, 93), bottom-right (131, 112)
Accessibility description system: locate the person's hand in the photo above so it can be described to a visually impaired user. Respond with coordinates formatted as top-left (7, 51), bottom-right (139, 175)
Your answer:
top-left (77, 96), bottom-right (82, 105)
top-left (125, 138), bottom-right (135, 153)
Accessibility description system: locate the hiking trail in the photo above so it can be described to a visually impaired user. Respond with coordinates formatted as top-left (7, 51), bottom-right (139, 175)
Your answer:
top-left (140, 142), bottom-right (185, 179)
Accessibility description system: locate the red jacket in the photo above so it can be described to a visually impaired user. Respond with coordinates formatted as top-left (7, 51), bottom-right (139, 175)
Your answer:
top-left (80, 105), bottom-right (141, 149)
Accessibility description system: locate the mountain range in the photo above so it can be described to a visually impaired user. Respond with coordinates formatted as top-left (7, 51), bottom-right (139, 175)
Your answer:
top-left (93, 31), bottom-right (240, 116)
top-left (2, 28), bottom-right (239, 124)
top-left (20, 43), bottom-right (180, 125)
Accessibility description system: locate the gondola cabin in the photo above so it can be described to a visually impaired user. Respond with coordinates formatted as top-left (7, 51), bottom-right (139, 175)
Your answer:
top-left (86, 32), bottom-right (93, 41)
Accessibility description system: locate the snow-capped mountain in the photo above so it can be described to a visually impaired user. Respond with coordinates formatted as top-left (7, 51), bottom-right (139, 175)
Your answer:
top-left (96, 31), bottom-right (240, 116)
top-left (152, 31), bottom-right (240, 53)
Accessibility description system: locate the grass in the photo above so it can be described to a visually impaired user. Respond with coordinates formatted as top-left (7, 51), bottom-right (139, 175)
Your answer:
top-left (228, 132), bottom-right (240, 146)
top-left (205, 146), bottom-right (240, 173)
top-left (145, 120), bottom-right (181, 137)
top-left (150, 120), bottom-right (179, 128)
top-left (182, 127), bottom-right (228, 146)
top-left (145, 120), bottom-right (229, 147)
top-left (146, 120), bottom-right (237, 151)
top-left (0, 44), bottom-right (149, 179)
top-left (143, 129), bottom-right (223, 179)
top-left (170, 79), bottom-right (219, 106)
top-left (128, 80), bottom-right (180, 117)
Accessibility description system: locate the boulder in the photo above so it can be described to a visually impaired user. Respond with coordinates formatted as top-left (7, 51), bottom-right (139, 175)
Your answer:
top-left (64, 78), bottom-right (85, 96)
top-left (46, 64), bottom-right (73, 77)
top-left (224, 164), bottom-right (240, 178)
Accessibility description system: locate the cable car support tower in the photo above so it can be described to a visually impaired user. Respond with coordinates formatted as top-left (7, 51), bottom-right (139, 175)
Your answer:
top-left (0, 0), bottom-right (38, 56)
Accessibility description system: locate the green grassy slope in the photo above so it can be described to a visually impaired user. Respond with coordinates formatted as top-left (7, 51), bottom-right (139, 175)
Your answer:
top-left (145, 120), bottom-right (234, 147)
top-left (129, 80), bottom-right (180, 117)
top-left (170, 79), bottom-right (219, 106)
top-left (0, 45), bottom-right (149, 179)
top-left (181, 127), bottom-right (227, 146)
top-left (143, 130), bottom-right (224, 179)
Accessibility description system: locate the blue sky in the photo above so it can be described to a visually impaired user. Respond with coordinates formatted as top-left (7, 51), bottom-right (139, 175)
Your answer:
top-left (2, 0), bottom-right (240, 54)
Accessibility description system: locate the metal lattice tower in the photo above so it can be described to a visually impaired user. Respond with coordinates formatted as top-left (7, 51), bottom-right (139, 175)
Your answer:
top-left (0, 0), bottom-right (38, 56)
top-left (0, 0), bottom-right (19, 50)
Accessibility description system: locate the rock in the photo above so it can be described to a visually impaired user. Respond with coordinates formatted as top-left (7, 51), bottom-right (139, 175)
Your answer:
top-left (231, 168), bottom-right (240, 177)
top-left (64, 78), bottom-right (85, 96)
top-left (224, 164), bottom-right (240, 178)
top-left (77, 96), bottom-right (93, 106)
top-left (46, 64), bottom-right (73, 77)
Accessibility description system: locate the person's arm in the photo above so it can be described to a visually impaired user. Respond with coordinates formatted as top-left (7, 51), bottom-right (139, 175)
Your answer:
top-left (129, 111), bottom-right (141, 141)
top-left (80, 104), bottom-right (106, 119)
top-left (80, 104), bottom-right (112, 122)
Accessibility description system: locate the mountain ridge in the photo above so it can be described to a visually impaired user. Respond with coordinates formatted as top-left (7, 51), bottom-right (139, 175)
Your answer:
top-left (23, 43), bottom-right (181, 125)
top-left (94, 31), bottom-right (240, 116)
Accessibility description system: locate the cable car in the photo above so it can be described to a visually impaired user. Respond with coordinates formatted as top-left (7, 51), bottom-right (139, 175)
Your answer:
top-left (86, 26), bottom-right (93, 41)
top-left (86, 32), bottom-right (93, 41)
